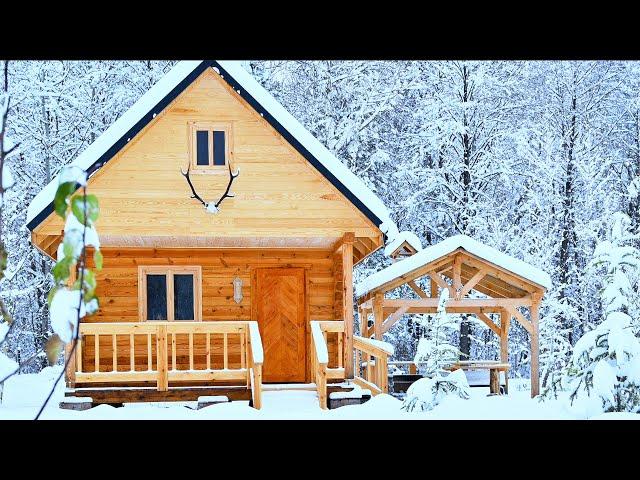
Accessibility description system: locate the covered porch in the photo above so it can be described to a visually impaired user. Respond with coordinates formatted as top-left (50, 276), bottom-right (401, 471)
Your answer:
top-left (64, 318), bottom-right (393, 410)
top-left (355, 235), bottom-right (551, 397)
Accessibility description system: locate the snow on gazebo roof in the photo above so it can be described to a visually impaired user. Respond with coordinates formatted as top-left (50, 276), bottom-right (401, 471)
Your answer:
top-left (355, 234), bottom-right (552, 297)
top-left (26, 61), bottom-right (395, 234)
top-left (383, 231), bottom-right (423, 257)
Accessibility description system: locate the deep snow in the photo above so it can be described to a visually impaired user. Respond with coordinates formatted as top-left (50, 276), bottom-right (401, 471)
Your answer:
top-left (1, 369), bottom-right (636, 420)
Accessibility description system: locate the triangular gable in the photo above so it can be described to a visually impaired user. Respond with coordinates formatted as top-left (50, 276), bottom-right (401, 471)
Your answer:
top-left (26, 61), bottom-right (393, 234)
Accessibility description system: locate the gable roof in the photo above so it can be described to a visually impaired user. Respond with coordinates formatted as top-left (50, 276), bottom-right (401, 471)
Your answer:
top-left (383, 230), bottom-right (423, 257)
top-left (26, 61), bottom-right (394, 234)
top-left (355, 234), bottom-right (552, 298)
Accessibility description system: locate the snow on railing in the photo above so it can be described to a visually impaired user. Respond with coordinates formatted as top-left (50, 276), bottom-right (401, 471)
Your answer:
top-left (310, 321), bottom-right (345, 409)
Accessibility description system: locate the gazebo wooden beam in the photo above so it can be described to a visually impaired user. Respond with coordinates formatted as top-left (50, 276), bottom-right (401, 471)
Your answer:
top-left (475, 312), bottom-right (501, 336)
top-left (382, 298), bottom-right (533, 309)
top-left (407, 280), bottom-right (428, 298)
top-left (458, 267), bottom-right (488, 298)
top-left (382, 306), bottom-right (410, 334)
top-left (504, 305), bottom-right (533, 335)
top-left (427, 270), bottom-right (454, 297)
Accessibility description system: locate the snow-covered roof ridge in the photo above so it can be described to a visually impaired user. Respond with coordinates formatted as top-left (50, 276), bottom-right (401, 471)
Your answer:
top-left (383, 230), bottom-right (423, 257)
top-left (355, 234), bottom-right (552, 297)
top-left (26, 61), bottom-right (395, 235)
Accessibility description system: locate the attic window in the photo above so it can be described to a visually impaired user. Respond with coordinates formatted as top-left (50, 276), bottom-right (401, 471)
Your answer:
top-left (189, 122), bottom-right (233, 173)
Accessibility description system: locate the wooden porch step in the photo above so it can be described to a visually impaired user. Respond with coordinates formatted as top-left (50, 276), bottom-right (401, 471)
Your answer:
top-left (66, 385), bottom-right (251, 405)
top-left (262, 383), bottom-right (317, 392)
top-left (59, 397), bottom-right (94, 411)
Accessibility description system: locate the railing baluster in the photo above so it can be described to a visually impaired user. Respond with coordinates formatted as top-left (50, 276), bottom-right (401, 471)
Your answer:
top-left (189, 333), bottom-right (194, 370)
top-left (130, 333), bottom-right (135, 371)
top-left (338, 332), bottom-right (343, 368)
top-left (147, 333), bottom-right (152, 370)
top-left (94, 335), bottom-right (100, 373)
top-left (240, 332), bottom-right (246, 369)
top-left (77, 334), bottom-right (83, 373)
top-left (223, 333), bottom-right (228, 370)
top-left (206, 332), bottom-right (211, 370)
top-left (112, 334), bottom-right (118, 371)
top-left (172, 333), bottom-right (176, 371)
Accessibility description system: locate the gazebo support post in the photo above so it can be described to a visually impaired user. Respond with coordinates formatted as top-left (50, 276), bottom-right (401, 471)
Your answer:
top-left (530, 294), bottom-right (542, 398)
top-left (499, 309), bottom-right (510, 365)
top-left (373, 293), bottom-right (384, 340)
top-left (500, 309), bottom-right (510, 394)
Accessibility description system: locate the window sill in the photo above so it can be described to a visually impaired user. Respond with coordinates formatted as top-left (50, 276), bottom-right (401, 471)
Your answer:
top-left (189, 167), bottom-right (230, 175)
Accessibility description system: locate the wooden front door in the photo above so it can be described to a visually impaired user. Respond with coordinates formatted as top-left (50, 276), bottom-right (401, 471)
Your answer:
top-left (254, 268), bottom-right (306, 383)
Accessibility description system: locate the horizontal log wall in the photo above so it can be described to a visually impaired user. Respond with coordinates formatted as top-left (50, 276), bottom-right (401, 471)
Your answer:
top-left (81, 247), bottom-right (343, 379)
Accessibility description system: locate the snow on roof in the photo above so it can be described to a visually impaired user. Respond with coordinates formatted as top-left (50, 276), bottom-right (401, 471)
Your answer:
top-left (27, 61), bottom-right (395, 234)
top-left (355, 234), bottom-right (552, 297)
top-left (383, 230), bottom-right (423, 257)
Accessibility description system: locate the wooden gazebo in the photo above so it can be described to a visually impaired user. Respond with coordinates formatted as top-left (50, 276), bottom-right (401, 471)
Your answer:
top-left (355, 235), bottom-right (551, 397)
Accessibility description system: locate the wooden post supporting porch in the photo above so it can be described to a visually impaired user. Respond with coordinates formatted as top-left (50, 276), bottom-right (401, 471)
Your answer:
top-left (341, 232), bottom-right (355, 378)
top-left (373, 292), bottom-right (384, 340)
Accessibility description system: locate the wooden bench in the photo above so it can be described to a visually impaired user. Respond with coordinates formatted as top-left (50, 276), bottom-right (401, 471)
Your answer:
top-left (446, 361), bottom-right (510, 395)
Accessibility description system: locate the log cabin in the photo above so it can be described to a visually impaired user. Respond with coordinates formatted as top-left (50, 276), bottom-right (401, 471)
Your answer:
top-left (26, 61), bottom-right (396, 408)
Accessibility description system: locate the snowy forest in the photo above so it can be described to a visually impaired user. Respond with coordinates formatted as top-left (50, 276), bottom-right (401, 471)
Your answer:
top-left (1, 59), bottom-right (640, 408)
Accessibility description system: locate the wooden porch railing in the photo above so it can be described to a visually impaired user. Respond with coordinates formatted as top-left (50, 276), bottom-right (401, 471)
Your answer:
top-left (310, 320), bottom-right (345, 409)
top-left (353, 335), bottom-right (393, 396)
top-left (72, 321), bottom-right (264, 409)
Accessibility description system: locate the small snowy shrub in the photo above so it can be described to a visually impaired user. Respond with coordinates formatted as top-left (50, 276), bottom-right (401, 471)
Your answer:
top-left (413, 289), bottom-right (461, 378)
top-left (402, 369), bottom-right (470, 412)
top-left (564, 312), bottom-right (640, 416)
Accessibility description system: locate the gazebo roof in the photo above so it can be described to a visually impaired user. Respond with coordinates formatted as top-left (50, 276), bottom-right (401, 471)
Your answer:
top-left (355, 234), bottom-right (552, 298)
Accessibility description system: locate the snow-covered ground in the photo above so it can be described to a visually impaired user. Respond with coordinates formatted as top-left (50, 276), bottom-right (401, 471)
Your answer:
top-left (1, 369), bottom-right (637, 420)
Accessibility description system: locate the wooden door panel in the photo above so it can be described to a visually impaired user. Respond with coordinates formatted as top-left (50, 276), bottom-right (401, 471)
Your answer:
top-left (255, 268), bottom-right (306, 383)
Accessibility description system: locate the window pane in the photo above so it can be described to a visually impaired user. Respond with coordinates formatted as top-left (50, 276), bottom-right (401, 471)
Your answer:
top-left (146, 275), bottom-right (167, 320)
top-left (196, 130), bottom-right (209, 166)
top-left (213, 130), bottom-right (226, 166)
top-left (174, 274), bottom-right (195, 320)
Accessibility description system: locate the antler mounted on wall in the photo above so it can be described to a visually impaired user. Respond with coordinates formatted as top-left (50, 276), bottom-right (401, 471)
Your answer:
top-left (180, 163), bottom-right (240, 214)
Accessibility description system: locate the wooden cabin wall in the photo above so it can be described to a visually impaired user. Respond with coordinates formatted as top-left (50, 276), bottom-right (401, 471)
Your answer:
top-left (80, 247), bottom-right (344, 380)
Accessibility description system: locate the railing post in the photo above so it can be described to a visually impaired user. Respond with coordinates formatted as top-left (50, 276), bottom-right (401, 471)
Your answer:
top-left (156, 325), bottom-right (168, 392)
top-left (65, 339), bottom-right (77, 388)
top-left (318, 364), bottom-right (327, 409)
top-left (379, 354), bottom-right (388, 393)
top-left (253, 363), bottom-right (263, 410)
